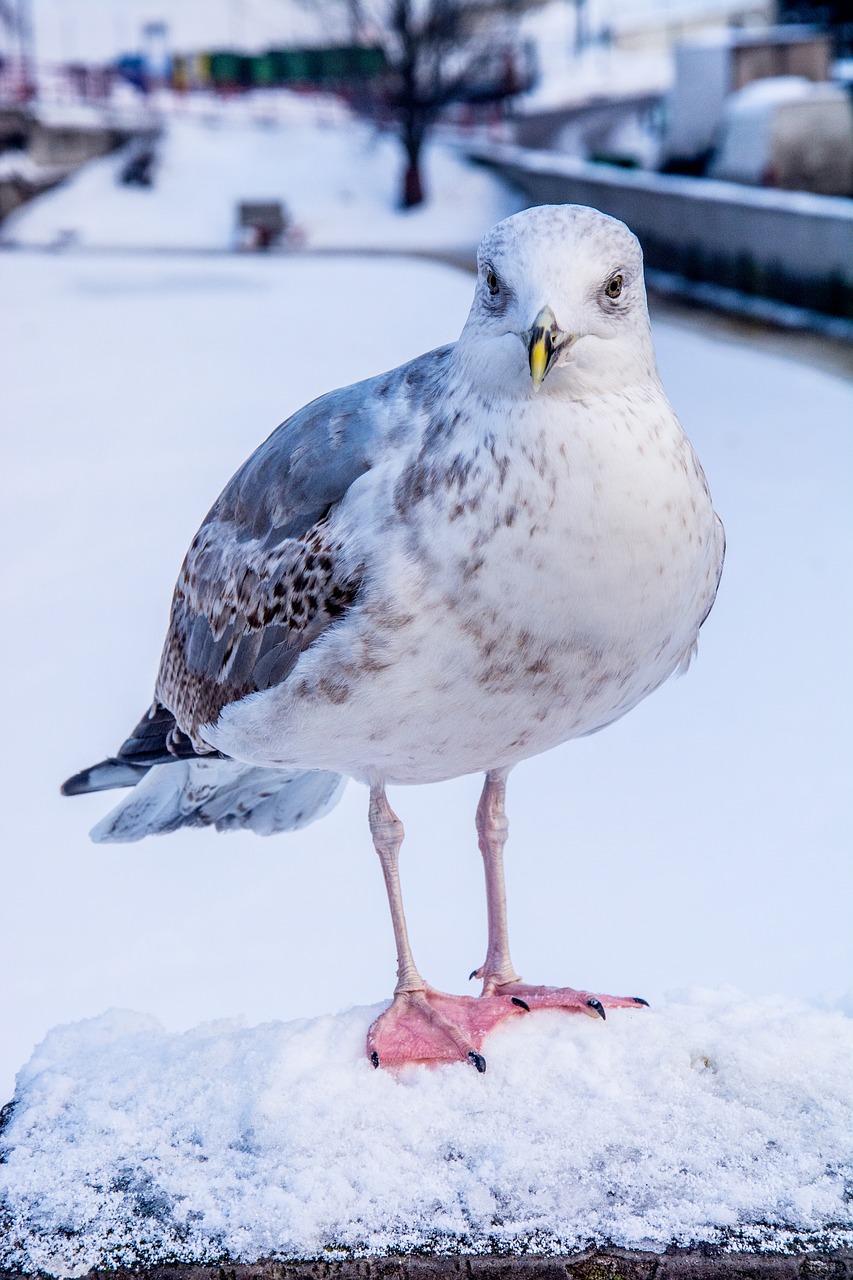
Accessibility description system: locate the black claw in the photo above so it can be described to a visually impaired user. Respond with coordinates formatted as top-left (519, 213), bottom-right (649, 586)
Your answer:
top-left (632, 997), bottom-right (650, 1007)
top-left (468, 1050), bottom-right (487, 1073)
top-left (587, 998), bottom-right (606, 1020)
top-left (469, 969), bottom-right (479, 981)
top-left (511, 997), bottom-right (530, 1011)
top-left (370, 1051), bottom-right (380, 1068)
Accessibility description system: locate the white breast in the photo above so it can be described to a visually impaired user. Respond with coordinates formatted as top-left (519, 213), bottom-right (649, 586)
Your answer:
top-left (208, 389), bottom-right (722, 786)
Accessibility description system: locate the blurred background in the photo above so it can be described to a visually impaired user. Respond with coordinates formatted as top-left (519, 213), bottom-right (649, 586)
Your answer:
top-left (1, 0), bottom-right (851, 1105)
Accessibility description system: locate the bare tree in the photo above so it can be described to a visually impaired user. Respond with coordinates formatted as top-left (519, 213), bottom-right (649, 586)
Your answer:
top-left (351, 0), bottom-right (532, 208)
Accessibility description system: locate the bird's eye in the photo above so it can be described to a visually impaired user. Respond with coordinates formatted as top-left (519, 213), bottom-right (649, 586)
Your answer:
top-left (605, 274), bottom-right (623, 300)
top-left (485, 267), bottom-right (500, 297)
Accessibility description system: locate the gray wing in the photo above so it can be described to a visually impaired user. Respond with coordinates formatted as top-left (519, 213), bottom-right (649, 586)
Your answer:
top-left (154, 374), bottom-right (391, 745)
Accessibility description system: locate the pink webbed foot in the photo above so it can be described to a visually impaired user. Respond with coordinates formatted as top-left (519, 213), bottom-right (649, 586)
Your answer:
top-left (367, 985), bottom-right (525, 1071)
top-left (475, 974), bottom-right (649, 1021)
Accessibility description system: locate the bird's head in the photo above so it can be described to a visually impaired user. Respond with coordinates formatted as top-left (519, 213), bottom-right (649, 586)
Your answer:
top-left (458, 204), bottom-right (656, 398)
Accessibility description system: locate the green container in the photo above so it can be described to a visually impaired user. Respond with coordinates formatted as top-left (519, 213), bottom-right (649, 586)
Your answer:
top-left (356, 45), bottom-right (387, 78)
top-left (209, 51), bottom-right (252, 87)
top-left (319, 46), bottom-right (349, 81)
top-left (205, 43), bottom-right (389, 89)
top-left (251, 53), bottom-right (277, 86)
top-left (287, 49), bottom-right (316, 81)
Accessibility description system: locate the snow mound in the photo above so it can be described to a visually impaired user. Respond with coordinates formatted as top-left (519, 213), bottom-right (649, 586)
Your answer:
top-left (0, 106), bottom-right (520, 253)
top-left (2, 992), bottom-right (851, 1275)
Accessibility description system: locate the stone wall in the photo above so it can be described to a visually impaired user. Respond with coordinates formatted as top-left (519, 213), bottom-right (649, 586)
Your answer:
top-left (467, 143), bottom-right (853, 318)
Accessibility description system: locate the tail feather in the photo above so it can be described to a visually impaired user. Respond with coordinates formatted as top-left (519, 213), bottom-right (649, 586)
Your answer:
top-left (62, 701), bottom-right (225, 797)
top-left (89, 758), bottom-right (346, 843)
top-left (61, 758), bottom-right (151, 796)
top-left (62, 702), bottom-right (344, 842)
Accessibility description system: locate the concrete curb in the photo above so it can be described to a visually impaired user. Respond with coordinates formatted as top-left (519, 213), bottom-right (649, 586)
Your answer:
top-left (3, 1252), bottom-right (852, 1280)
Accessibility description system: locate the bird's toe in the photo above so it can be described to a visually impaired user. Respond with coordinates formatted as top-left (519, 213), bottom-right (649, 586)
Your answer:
top-left (366, 986), bottom-right (522, 1070)
top-left (478, 980), bottom-right (650, 1020)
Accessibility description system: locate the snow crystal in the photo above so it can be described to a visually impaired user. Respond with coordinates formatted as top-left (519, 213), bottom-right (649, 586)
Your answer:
top-left (1, 993), bottom-right (851, 1275)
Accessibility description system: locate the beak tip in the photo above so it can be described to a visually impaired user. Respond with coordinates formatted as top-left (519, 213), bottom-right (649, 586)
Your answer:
top-left (527, 305), bottom-right (561, 389)
top-left (528, 345), bottom-right (551, 390)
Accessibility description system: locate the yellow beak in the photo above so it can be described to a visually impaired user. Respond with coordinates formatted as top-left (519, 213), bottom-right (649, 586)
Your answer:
top-left (529, 330), bottom-right (551, 389)
top-left (527, 305), bottom-right (573, 390)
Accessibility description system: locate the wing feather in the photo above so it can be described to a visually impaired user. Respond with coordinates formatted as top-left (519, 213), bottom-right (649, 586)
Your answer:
top-left (150, 356), bottom-right (447, 745)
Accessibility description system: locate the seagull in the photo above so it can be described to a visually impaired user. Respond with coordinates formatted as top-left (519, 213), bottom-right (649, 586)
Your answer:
top-left (63, 204), bottom-right (724, 1072)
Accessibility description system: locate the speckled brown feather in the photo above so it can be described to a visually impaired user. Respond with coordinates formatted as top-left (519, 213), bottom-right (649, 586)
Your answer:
top-left (155, 513), bottom-right (361, 748)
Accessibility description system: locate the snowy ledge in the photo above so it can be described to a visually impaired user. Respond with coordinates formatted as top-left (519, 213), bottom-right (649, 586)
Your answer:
top-left (1, 992), bottom-right (851, 1277)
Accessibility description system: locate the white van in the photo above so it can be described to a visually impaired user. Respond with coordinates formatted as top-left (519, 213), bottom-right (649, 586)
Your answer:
top-left (709, 75), bottom-right (853, 196)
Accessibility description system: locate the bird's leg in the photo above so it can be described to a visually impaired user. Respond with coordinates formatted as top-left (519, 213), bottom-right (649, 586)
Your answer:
top-left (365, 784), bottom-right (524, 1070)
top-left (368, 784), bottom-right (423, 996)
top-left (471, 770), bottom-right (648, 1021)
top-left (470, 769), bottom-right (522, 991)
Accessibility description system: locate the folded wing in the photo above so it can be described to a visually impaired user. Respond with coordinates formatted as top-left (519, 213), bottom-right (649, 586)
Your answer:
top-left (155, 379), bottom-right (388, 747)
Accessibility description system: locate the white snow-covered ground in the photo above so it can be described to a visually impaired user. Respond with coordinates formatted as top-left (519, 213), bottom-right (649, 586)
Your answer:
top-left (1, 993), bottom-right (851, 1273)
top-left (0, 100), bottom-right (522, 252)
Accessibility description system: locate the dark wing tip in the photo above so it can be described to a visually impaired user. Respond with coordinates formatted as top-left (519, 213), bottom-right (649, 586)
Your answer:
top-left (61, 770), bottom-right (89, 797)
top-left (61, 758), bottom-right (150, 796)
